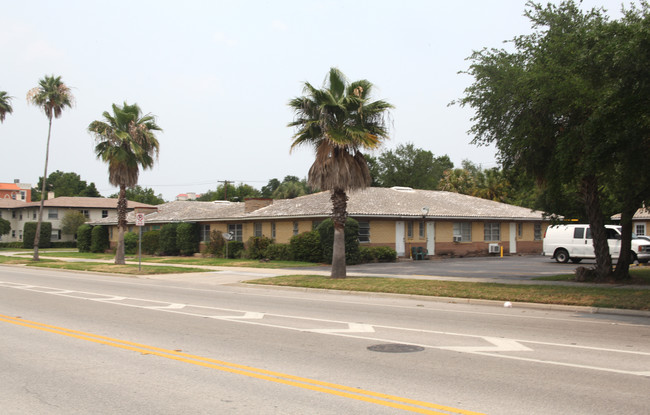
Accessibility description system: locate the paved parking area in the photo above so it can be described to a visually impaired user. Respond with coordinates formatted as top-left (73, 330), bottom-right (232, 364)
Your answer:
top-left (343, 254), bottom-right (597, 281)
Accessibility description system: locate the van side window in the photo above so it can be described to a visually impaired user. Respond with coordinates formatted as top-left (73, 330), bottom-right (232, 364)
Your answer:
top-left (574, 228), bottom-right (585, 238)
top-left (585, 228), bottom-right (592, 239)
top-left (606, 228), bottom-right (620, 239)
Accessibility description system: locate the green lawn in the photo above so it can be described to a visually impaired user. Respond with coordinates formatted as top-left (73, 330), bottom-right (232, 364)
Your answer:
top-left (246, 275), bottom-right (650, 311)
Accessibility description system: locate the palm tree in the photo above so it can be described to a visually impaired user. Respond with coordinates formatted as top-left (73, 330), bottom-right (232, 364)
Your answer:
top-left (26, 75), bottom-right (74, 261)
top-left (288, 68), bottom-right (392, 278)
top-left (0, 91), bottom-right (13, 122)
top-left (88, 102), bottom-right (161, 264)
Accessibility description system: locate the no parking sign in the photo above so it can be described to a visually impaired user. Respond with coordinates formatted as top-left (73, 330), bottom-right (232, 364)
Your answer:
top-left (135, 213), bottom-right (145, 226)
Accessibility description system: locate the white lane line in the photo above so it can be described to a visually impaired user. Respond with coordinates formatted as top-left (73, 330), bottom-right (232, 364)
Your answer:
top-left (309, 323), bottom-right (376, 334)
top-left (441, 337), bottom-right (532, 353)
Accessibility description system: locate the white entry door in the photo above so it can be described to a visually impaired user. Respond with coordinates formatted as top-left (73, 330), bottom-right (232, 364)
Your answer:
top-left (509, 223), bottom-right (517, 254)
top-left (395, 221), bottom-right (405, 257)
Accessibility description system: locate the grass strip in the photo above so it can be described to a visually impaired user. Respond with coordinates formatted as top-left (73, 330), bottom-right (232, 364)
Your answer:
top-left (246, 275), bottom-right (650, 311)
top-left (25, 262), bottom-right (207, 275)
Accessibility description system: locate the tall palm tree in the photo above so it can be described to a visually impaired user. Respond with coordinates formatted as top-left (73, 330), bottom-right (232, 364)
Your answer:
top-left (88, 102), bottom-right (161, 264)
top-left (26, 75), bottom-right (74, 261)
top-left (288, 68), bottom-right (392, 278)
top-left (0, 91), bottom-right (13, 122)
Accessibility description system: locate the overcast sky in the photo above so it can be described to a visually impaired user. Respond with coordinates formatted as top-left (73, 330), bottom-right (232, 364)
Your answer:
top-left (0, 0), bottom-right (632, 201)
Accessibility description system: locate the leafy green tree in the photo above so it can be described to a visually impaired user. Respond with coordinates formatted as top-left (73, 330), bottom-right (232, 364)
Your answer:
top-left (0, 217), bottom-right (10, 236)
top-left (289, 68), bottom-right (392, 278)
top-left (109, 185), bottom-right (164, 205)
top-left (368, 143), bottom-right (454, 189)
top-left (26, 75), bottom-right (74, 260)
top-left (88, 102), bottom-right (161, 264)
top-left (33, 170), bottom-right (102, 200)
top-left (61, 211), bottom-right (87, 236)
top-left (456, 1), bottom-right (650, 281)
top-left (23, 222), bottom-right (51, 249)
top-left (261, 178), bottom-right (281, 198)
top-left (0, 90), bottom-right (13, 123)
top-left (197, 183), bottom-right (260, 202)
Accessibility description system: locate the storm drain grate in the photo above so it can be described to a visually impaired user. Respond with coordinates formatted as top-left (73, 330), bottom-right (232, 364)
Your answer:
top-left (367, 344), bottom-right (425, 353)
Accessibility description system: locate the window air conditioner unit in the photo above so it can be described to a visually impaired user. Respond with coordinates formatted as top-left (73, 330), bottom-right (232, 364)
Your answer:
top-left (489, 243), bottom-right (500, 254)
top-left (453, 236), bottom-right (462, 243)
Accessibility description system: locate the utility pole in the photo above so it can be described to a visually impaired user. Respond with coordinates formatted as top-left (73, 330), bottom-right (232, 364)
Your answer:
top-left (218, 180), bottom-right (231, 200)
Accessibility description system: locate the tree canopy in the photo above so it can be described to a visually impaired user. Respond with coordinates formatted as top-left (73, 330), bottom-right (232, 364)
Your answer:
top-left (109, 185), bottom-right (165, 205)
top-left (0, 90), bottom-right (13, 123)
top-left (33, 170), bottom-right (102, 200)
top-left (457, 1), bottom-right (650, 281)
top-left (367, 143), bottom-right (453, 189)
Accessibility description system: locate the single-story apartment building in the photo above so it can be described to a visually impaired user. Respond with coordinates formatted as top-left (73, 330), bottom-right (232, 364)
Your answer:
top-left (0, 196), bottom-right (155, 243)
top-left (92, 187), bottom-right (549, 258)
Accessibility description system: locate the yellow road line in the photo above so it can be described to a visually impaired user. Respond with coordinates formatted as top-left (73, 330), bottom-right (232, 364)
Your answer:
top-left (0, 314), bottom-right (485, 415)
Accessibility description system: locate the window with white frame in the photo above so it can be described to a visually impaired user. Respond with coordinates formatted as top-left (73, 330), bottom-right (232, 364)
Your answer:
top-left (453, 223), bottom-right (471, 242)
top-left (200, 224), bottom-right (211, 242)
top-left (534, 223), bottom-right (542, 240)
top-left (254, 223), bottom-right (262, 237)
top-left (271, 223), bottom-right (276, 239)
top-left (293, 222), bottom-right (299, 236)
top-left (635, 223), bottom-right (646, 236)
top-left (79, 209), bottom-right (90, 219)
top-left (358, 221), bottom-right (370, 243)
top-left (51, 230), bottom-right (61, 241)
top-left (48, 209), bottom-right (58, 219)
top-left (407, 221), bottom-right (413, 238)
top-left (484, 223), bottom-right (500, 241)
top-left (102, 210), bottom-right (109, 218)
top-left (419, 221), bottom-right (425, 238)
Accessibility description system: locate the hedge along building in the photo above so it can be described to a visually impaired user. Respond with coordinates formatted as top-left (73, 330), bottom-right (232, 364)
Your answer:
top-left (91, 187), bottom-right (548, 258)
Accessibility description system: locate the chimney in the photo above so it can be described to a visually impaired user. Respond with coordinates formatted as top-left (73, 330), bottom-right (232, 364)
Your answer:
top-left (244, 198), bottom-right (273, 213)
top-left (48, 191), bottom-right (55, 199)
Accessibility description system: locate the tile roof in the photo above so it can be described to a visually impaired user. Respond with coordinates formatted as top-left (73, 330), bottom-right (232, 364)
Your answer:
top-left (0, 183), bottom-right (21, 191)
top-left (1, 197), bottom-right (154, 210)
top-left (90, 187), bottom-right (545, 225)
top-left (612, 207), bottom-right (650, 220)
top-left (247, 187), bottom-right (543, 220)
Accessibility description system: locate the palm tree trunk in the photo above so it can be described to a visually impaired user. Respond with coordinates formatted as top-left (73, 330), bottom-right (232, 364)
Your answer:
top-left (115, 185), bottom-right (127, 265)
top-left (330, 188), bottom-right (348, 279)
top-left (32, 116), bottom-right (53, 261)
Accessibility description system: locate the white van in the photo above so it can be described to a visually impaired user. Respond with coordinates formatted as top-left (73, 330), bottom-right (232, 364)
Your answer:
top-left (542, 224), bottom-right (650, 263)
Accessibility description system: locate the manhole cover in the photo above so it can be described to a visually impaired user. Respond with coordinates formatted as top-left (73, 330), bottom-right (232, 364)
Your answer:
top-left (367, 344), bottom-right (425, 353)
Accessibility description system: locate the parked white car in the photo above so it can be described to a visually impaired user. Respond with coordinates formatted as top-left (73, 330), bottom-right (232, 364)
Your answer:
top-left (542, 224), bottom-right (650, 263)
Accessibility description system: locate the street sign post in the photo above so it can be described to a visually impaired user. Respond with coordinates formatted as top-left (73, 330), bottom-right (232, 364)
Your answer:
top-left (135, 213), bottom-right (145, 270)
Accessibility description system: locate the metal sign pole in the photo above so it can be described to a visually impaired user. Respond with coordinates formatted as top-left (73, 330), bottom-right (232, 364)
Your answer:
top-left (138, 226), bottom-right (142, 271)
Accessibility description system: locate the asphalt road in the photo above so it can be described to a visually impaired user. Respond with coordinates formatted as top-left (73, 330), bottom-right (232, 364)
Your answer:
top-left (1, 265), bottom-right (649, 414)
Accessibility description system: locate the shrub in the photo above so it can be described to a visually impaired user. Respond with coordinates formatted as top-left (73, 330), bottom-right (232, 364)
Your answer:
top-left (224, 240), bottom-right (244, 258)
top-left (373, 246), bottom-right (397, 262)
top-left (289, 231), bottom-right (322, 263)
top-left (51, 241), bottom-right (78, 248)
top-left (159, 223), bottom-right (179, 256)
top-left (176, 222), bottom-right (199, 256)
top-left (316, 218), bottom-right (361, 265)
top-left (77, 224), bottom-right (93, 252)
top-left (90, 226), bottom-right (110, 253)
top-left (23, 222), bottom-right (52, 249)
top-left (0, 242), bottom-right (23, 248)
top-left (359, 246), bottom-right (397, 263)
top-left (246, 236), bottom-right (274, 259)
top-left (124, 232), bottom-right (139, 255)
top-left (142, 230), bottom-right (160, 255)
top-left (204, 230), bottom-right (225, 257)
top-left (263, 243), bottom-right (292, 261)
